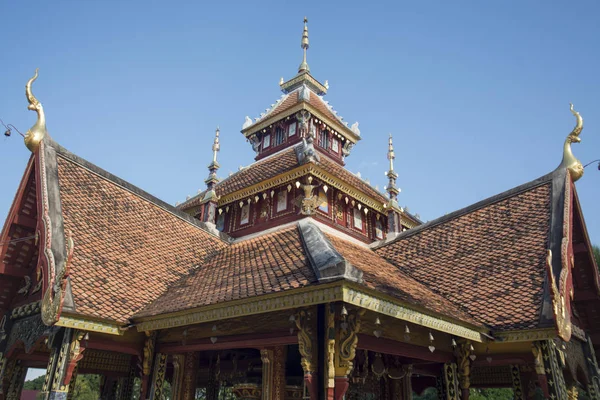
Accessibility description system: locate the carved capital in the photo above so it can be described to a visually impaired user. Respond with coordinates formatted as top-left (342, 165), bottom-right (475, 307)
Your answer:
top-left (454, 341), bottom-right (472, 390)
top-left (295, 310), bottom-right (315, 374)
top-left (335, 306), bottom-right (365, 377)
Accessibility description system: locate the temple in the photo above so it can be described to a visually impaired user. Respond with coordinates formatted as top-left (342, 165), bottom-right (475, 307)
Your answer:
top-left (0, 19), bottom-right (599, 400)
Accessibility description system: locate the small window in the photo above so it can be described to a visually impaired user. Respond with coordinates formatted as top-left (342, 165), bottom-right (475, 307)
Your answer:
top-left (318, 188), bottom-right (328, 213)
top-left (216, 213), bottom-right (225, 231)
top-left (240, 204), bottom-right (250, 225)
top-left (375, 219), bottom-right (384, 240)
top-left (288, 122), bottom-right (297, 137)
top-left (353, 208), bottom-right (363, 230)
top-left (263, 134), bottom-right (271, 149)
top-left (319, 130), bottom-right (329, 149)
top-left (274, 127), bottom-right (285, 146)
top-left (331, 138), bottom-right (339, 153)
top-left (276, 190), bottom-right (288, 212)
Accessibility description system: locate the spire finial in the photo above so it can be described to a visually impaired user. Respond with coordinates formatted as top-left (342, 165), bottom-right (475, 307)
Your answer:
top-left (387, 133), bottom-right (395, 172)
top-left (205, 126), bottom-right (221, 191)
top-left (298, 17), bottom-right (310, 73)
top-left (212, 126), bottom-right (220, 163)
top-left (386, 134), bottom-right (400, 202)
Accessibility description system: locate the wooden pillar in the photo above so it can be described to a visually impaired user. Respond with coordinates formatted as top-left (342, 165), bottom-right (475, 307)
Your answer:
top-left (272, 346), bottom-right (286, 400)
top-left (206, 355), bottom-right (220, 400)
top-left (181, 352), bottom-right (198, 400)
top-left (5, 361), bottom-right (25, 400)
top-left (148, 353), bottom-right (167, 400)
top-left (436, 372), bottom-right (447, 400)
top-left (140, 331), bottom-right (157, 400)
top-left (117, 362), bottom-right (138, 400)
top-left (510, 365), bottom-right (524, 400)
top-left (294, 310), bottom-right (318, 400)
top-left (455, 341), bottom-right (472, 400)
top-left (401, 366), bottom-right (413, 400)
top-left (39, 328), bottom-right (85, 400)
top-left (0, 358), bottom-right (17, 400)
top-left (171, 354), bottom-right (185, 400)
top-left (261, 349), bottom-right (274, 400)
top-left (442, 363), bottom-right (460, 400)
top-left (331, 304), bottom-right (364, 400)
top-left (534, 340), bottom-right (568, 400)
top-left (66, 365), bottom-right (78, 400)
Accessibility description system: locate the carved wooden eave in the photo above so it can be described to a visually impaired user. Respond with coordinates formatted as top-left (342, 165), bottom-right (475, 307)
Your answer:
top-left (241, 100), bottom-right (361, 145)
top-left (55, 313), bottom-right (125, 336)
top-left (217, 163), bottom-right (385, 214)
top-left (133, 280), bottom-right (486, 342)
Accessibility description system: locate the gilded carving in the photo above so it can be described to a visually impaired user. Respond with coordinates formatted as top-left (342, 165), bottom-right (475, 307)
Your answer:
top-left (294, 310), bottom-right (314, 374)
top-left (63, 330), bottom-right (86, 386)
top-left (532, 342), bottom-right (546, 375)
top-left (454, 341), bottom-right (472, 390)
top-left (336, 307), bottom-right (364, 377)
top-left (143, 331), bottom-right (157, 376)
top-left (261, 349), bottom-right (273, 400)
top-left (150, 353), bottom-right (167, 400)
top-left (547, 248), bottom-right (572, 342)
top-left (24, 68), bottom-right (48, 152)
top-left (510, 365), bottom-right (524, 400)
top-left (559, 104), bottom-right (584, 182)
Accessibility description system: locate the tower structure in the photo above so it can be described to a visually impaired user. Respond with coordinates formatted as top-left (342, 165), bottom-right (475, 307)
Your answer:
top-left (179, 18), bottom-right (421, 241)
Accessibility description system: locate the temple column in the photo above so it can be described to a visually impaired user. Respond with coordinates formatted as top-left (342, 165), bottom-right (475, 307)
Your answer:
top-left (99, 376), bottom-right (119, 400)
top-left (261, 347), bottom-right (286, 400)
top-left (583, 337), bottom-right (600, 400)
top-left (510, 364), bottom-right (525, 400)
top-left (442, 363), bottom-right (460, 400)
top-left (116, 362), bottom-right (137, 400)
top-left (0, 358), bottom-right (17, 399)
top-left (455, 341), bottom-right (472, 400)
top-left (171, 355), bottom-right (185, 400)
top-left (40, 328), bottom-right (86, 400)
top-left (400, 365), bottom-right (413, 400)
top-left (206, 356), bottom-right (220, 400)
top-left (294, 310), bottom-right (318, 400)
top-left (5, 360), bottom-right (26, 400)
top-left (140, 331), bottom-right (157, 399)
top-left (534, 340), bottom-right (568, 400)
top-left (180, 352), bottom-right (198, 400)
top-left (148, 353), bottom-right (167, 400)
top-left (66, 365), bottom-right (78, 400)
top-left (331, 304), bottom-right (364, 400)
top-left (436, 372), bottom-right (447, 400)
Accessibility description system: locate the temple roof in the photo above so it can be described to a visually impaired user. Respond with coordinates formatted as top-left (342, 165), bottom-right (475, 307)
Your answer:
top-left (373, 171), bottom-right (566, 332)
top-left (48, 139), bottom-right (231, 323)
top-left (135, 220), bottom-right (480, 329)
top-left (178, 143), bottom-right (391, 212)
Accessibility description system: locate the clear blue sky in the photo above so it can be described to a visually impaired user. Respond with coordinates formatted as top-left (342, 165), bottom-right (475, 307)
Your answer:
top-left (2, 1), bottom-right (599, 249)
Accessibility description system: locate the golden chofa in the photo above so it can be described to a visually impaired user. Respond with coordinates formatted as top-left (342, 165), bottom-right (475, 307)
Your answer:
top-left (24, 68), bottom-right (48, 152)
top-left (559, 103), bottom-right (584, 182)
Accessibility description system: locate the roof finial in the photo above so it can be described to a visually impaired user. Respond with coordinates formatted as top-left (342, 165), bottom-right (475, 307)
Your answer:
top-left (298, 17), bottom-right (310, 73)
top-left (24, 68), bottom-right (48, 152)
top-left (212, 126), bottom-right (221, 163)
top-left (205, 126), bottom-right (221, 191)
top-left (558, 104), bottom-right (584, 182)
top-left (386, 134), bottom-right (400, 202)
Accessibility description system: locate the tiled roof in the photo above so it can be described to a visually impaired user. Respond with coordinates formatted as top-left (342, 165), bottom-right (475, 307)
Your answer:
top-left (327, 234), bottom-right (479, 326)
top-left (136, 222), bottom-right (480, 329)
top-left (179, 147), bottom-right (300, 210)
top-left (318, 156), bottom-right (389, 205)
top-left (136, 226), bottom-right (316, 318)
top-left (57, 155), bottom-right (229, 323)
top-left (374, 182), bottom-right (552, 331)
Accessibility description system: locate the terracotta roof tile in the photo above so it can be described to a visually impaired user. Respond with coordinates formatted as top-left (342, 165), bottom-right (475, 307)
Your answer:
top-left (136, 226), bottom-right (316, 318)
top-left (375, 183), bottom-right (552, 331)
top-left (57, 156), bottom-right (229, 323)
top-left (180, 148), bottom-right (300, 210)
top-left (318, 157), bottom-right (389, 205)
top-left (326, 234), bottom-right (480, 326)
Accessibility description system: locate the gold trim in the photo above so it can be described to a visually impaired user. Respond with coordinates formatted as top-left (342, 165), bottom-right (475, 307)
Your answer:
top-left (55, 315), bottom-right (123, 336)
top-left (136, 284), bottom-right (343, 332)
top-left (242, 102), bottom-right (360, 144)
top-left (494, 328), bottom-right (556, 343)
top-left (136, 282), bottom-right (485, 342)
top-left (342, 286), bottom-right (484, 342)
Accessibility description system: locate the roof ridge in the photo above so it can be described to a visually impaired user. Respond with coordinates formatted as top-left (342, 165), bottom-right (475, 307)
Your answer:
top-left (46, 138), bottom-right (232, 244)
top-left (371, 170), bottom-right (558, 249)
top-left (178, 146), bottom-right (299, 209)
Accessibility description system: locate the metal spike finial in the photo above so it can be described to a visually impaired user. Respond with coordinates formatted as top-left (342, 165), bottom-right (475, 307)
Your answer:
top-left (387, 134), bottom-right (395, 173)
top-left (298, 17), bottom-right (310, 73)
top-left (212, 126), bottom-right (221, 163)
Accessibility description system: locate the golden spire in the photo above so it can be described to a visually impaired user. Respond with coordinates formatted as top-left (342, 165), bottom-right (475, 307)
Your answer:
top-left (558, 103), bottom-right (584, 182)
top-left (24, 68), bottom-right (48, 152)
top-left (298, 17), bottom-right (310, 73)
